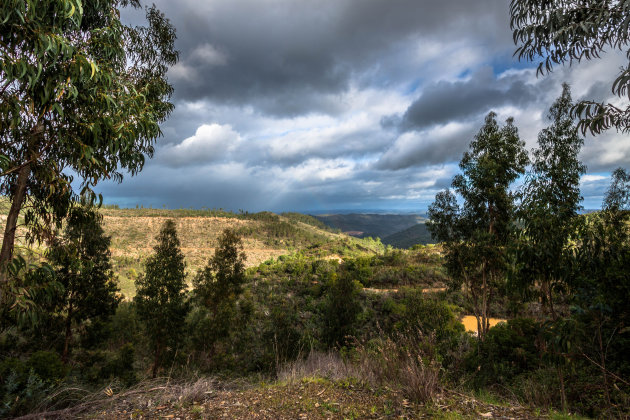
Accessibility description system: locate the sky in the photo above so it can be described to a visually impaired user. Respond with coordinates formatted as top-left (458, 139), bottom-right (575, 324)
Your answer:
top-left (95, 0), bottom-right (630, 213)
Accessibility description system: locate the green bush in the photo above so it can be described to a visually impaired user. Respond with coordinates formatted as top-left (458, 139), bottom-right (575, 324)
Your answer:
top-left (466, 318), bottom-right (541, 387)
top-left (395, 291), bottom-right (465, 365)
top-left (0, 352), bottom-right (65, 417)
top-left (99, 343), bottom-right (137, 386)
top-left (26, 351), bottom-right (66, 383)
top-left (322, 271), bottom-right (362, 348)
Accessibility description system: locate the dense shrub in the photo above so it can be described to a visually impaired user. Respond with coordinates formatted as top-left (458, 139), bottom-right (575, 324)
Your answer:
top-left (396, 291), bottom-right (465, 363)
top-left (353, 331), bottom-right (441, 403)
top-left (322, 271), bottom-right (362, 348)
top-left (466, 318), bottom-right (541, 388)
top-left (0, 351), bottom-right (66, 417)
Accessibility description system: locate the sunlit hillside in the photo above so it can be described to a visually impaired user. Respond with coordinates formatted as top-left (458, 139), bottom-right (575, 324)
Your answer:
top-left (0, 202), bottom-right (388, 297)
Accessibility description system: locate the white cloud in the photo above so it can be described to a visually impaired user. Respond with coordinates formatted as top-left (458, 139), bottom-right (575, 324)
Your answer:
top-left (582, 174), bottom-right (607, 183)
top-left (159, 124), bottom-right (241, 167)
top-left (168, 62), bottom-right (197, 82)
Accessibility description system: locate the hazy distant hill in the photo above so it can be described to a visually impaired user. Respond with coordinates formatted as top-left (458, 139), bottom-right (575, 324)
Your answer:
top-left (314, 213), bottom-right (424, 239)
top-left (381, 223), bottom-right (433, 249)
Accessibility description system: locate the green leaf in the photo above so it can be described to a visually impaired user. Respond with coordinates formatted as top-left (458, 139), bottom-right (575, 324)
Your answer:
top-left (67, 2), bottom-right (76, 18)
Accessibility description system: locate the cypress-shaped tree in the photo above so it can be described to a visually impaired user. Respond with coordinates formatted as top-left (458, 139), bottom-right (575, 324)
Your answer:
top-left (194, 229), bottom-right (246, 312)
top-left (47, 205), bottom-right (120, 362)
top-left (134, 220), bottom-right (188, 378)
top-left (322, 270), bottom-right (362, 348)
top-left (190, 229), bottom-right (246, 355)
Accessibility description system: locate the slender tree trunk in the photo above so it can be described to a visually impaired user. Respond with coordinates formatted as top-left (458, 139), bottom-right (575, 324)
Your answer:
top-left (541, 278), bottom-right (557, 320)
top-left (62, 302), bottom-right (73, 364)
top-left (152, 341), bottom-right (162, 378)
top-left (557, 365), bottom-right (567, 413)
top-left (0, 163), bottom-right (30, 272)
top-left (481, 205), bottom-right (495, 341)
top-left (548, 283), bottom-right (557, 320)
top-left (0, 122), bottom-right (43, 284)
top-left (597, 320), bottom-right (612, 407)
top-left (480, 262), bottom-right (489, 341)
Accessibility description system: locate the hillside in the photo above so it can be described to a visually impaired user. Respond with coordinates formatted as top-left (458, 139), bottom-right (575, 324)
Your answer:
top-left (0, 203), bottom-right (386, 297)
top-left (314, 213), bottom-right (425, 239)
top-left (100, 209), bottom-right (389, 296)
top-left (381, 222), bottom-right (434, 248)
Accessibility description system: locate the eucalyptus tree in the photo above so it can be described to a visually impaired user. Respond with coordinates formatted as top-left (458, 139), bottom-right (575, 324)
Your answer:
top-left (190, 228), bottom-right (247, 353)
top-left (134, 220), bottom-right (188, 378)
top-left (516, 83), bottom-right (586, 318)
top-left (194, 229), bottom-right (247, 313)
top-left (510, 0), bottom-right (630, 134)
top-left (0, 1), bottom-right (178, 278)
top-left (572, 168), bottom-right (630, 406)
top-left (428, 112), bottom-right (528, 340)
top-left (47, 205), bottom-right (120, 362)
top-left (603, 167), bottom-right (630, 214)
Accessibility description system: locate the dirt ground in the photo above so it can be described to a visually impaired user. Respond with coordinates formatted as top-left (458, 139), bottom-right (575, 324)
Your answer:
top-left (66, 378), bottom-right (545, 420)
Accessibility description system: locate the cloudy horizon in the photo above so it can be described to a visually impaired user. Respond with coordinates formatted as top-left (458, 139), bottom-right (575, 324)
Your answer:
top-left (95, 0), bottom-right (630, 213)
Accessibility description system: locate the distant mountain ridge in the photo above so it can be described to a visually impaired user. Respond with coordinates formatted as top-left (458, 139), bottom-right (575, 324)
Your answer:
top-left (313, 213), bottom-right (421, 238)
top-left (381, 223), bottom-right (433, 249)
top-left (313, 213), bottom-right (436, 248)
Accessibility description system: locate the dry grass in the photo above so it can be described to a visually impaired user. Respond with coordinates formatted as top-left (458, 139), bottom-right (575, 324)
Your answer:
top-left (278, 351), bottom-right (361, 383)
top-left (104, 215), bottom-right (285, 270)
top-left (0, 203), bottom-right (383, 298)
top-left (14, 377), bottom-right (229, 420)
top-left (278, 331), bottom-right (441, 404)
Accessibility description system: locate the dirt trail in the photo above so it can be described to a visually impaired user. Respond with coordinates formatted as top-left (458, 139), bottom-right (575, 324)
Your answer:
top-left (362, 287), bottom-right (446, 294)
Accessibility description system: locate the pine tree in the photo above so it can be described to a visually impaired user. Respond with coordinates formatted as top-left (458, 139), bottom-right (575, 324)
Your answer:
top-left (134, 220), bottom-right (188, 378)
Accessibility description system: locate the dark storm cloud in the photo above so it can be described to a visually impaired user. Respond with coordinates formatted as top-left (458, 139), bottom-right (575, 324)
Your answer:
top-left (99, 1), bottom-right (630, 212)
top-left (98, 159), bottom-right (456, 213)
top-left (141, 0), bottom-right (512, 116)
top-left (376, 123), bottom-right (477, 170)
top-left (399, 68), bottom-right (539, 131)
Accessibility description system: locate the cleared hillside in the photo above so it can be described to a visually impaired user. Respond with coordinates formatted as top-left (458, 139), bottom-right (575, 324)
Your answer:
top-left (0, 203), bottom-right (386, 297)
top-left (102, 209), bottom-right (390, 296)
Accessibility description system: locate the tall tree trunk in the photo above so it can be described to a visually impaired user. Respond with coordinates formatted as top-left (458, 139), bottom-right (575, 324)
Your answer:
top-left (0, 162), bottom-right (31, 272)
top-left (597, 320), bottom-right (612, 407)
top-left (480, 261), bottom-right (489, 341)
top-left (62, 302), bottom-right (73, 364)
top-left (541, 277), bottom-right (557, 320)
top-left (152, 341), bottom-right (162, 378)
top-left (0, 122), bottom-right (42, 282)
top-left (557, 365), bottom-right (567, 413)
